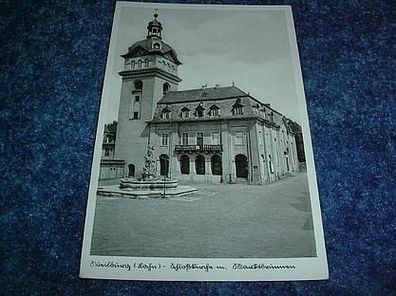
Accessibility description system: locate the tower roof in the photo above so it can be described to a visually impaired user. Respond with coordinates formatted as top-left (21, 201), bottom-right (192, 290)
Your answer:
top-left (121, 13), bottom-right (182, 65)
top-left (121, 39), bottom-right (182, 65)
top-left (147, 13), bottom-right (162, 29)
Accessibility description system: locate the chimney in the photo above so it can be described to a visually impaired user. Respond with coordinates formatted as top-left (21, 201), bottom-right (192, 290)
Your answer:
top-left (215, 83), bottom-right (220, 89)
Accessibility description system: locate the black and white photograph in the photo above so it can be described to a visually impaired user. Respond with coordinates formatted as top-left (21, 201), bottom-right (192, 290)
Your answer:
top-left (80, 2), bottom-right (328, 281)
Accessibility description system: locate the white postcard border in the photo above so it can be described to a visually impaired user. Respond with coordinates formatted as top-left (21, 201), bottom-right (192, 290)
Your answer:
top-left (80, 2), bottom-right (328, 281)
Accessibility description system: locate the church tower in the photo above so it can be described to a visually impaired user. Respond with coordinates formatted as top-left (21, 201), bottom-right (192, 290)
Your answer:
top-left (115, 13), bottom-right (182, 178)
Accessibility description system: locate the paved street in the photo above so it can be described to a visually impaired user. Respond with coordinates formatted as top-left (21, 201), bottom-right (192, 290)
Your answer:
top-left (91, 172), bottom-right (316, 258)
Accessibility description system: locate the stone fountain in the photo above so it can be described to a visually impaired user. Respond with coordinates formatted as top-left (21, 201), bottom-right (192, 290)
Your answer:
top-left (119, 145), bottom-right (178, 190)
top-left (98, 146), bottom-right (197, 198)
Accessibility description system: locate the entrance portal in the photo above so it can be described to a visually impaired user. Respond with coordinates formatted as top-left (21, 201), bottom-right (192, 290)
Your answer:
top-left (128, 164), bottom-right (135, 177)
top-left (235, 154), bottom-right (248, 179)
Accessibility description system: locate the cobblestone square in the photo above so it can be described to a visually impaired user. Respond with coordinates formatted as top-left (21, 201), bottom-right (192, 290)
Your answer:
top-left (91, 172), bottom-right (316, 258)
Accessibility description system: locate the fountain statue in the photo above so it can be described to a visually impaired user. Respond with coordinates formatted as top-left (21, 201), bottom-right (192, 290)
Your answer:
top-left (142, 145), bottom-right (157, 180)
top-left (119, 145), bottom-right (178, 191)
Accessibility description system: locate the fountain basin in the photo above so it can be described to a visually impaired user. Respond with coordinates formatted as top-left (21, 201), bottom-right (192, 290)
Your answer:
top-left (119, 178), bottom-right (178, 190)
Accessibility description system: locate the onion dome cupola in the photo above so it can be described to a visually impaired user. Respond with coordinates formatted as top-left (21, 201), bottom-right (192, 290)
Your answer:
top-left (121, 12), bottom-right (182, 66)
top-left (147, 13), bottom-right (163, 39)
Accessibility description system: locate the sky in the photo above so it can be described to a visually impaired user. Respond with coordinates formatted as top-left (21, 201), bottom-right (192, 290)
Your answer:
top-left (101, 4), bottom-right (304, 124)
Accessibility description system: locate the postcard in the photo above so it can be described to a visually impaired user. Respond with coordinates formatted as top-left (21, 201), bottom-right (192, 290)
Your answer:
top-left (80, 2), bottom-right (328, 281)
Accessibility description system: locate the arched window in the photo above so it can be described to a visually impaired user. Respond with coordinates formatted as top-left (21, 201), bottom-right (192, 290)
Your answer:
top-left (134, 80), bottom-right (143, 91)
top-left (211, 155), bottom-right (222, 175)
top-left (131, 61), bottom-right (135, 69)
top-left (153, 42), bottom-right (161, 49)
top-left (180, 155), bottom-right (190, 175)
top-left (269, 154), bottom-right (274, 174)
top-left (159, 154), bottom-right (169, 177)
top-left (195, 155), bottom-right (205, 175)
top-left (137, 60), bottom-right (142, 68)
top-left (163, 82), bottom-right (171, 95)
top-left (144, 59), bottom-right (149, 67)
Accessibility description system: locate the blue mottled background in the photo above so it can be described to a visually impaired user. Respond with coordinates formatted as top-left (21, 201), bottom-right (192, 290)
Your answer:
top-left (1, 0), bottom-right (395, 295)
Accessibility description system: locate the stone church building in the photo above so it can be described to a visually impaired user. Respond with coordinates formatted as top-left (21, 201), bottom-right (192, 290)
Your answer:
top-left (114, 13), bottom-right (301, 184)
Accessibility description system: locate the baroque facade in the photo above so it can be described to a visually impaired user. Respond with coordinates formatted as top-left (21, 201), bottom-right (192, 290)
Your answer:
top-left (114, 14), bottom-right (301, 184)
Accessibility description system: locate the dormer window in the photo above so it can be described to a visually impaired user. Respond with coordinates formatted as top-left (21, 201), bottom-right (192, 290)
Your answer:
top-left (153, 42), bottom-right (161, 50)
top-left (232, 99), bottom-right (244, 116)
top-left (252, 103), bottom-right (260, 115)
top-left (202, 92), bottom-right (208, 97)
top-left (261, 108), bottom-right (267, 119)
top-left (180, 107), bottom-right (190, 118)
top-left (161, 107), bottom-right (171, 120)
top-left (208, 104), bottom-right (220, 117)
top-left (270, 112), bottom-right (274, 122)
top-left (195, 105), bottom-right (205, 118)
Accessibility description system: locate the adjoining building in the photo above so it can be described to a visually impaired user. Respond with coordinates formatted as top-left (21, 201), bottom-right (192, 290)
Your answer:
top-left (114, 13), bottom-right (301, 184)
top-left (99, 121), bottom-right (125, 180)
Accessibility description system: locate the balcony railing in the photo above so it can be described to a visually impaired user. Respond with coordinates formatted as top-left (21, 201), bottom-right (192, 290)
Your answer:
top-left (175, 145), bottom-right (223, 153)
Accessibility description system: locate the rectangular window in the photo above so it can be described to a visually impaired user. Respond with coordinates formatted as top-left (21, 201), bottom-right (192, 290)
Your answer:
top-left (135, 95), bottom-right (140, 102)
top-left (161, 112), bottom-right (171, 120)
top-left (161, 134), bottom-right (169, 146)
top-left (210, 109), bottom-right (220, 117)
top-left (258, 131), bottom-right (263, 145)
top-left (182, 133), bottom-right (189, 145)
top-left (196, 132), bottom-right (204, 146)
top-left (133, 112), bottom-right (139, 119)
top-left (211, 132), bottom-right (220, 145)
top-left (235, 131), bottom-right (244, 145)
top-left (233, 107), bottom-right (243, 115)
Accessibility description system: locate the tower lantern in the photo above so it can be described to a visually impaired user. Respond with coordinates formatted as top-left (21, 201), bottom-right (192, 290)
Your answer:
top-left (147, 13), bottom-right (163, 39)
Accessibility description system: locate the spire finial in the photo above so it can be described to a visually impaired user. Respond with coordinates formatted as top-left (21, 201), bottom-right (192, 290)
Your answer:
top-left (154, 9), bottom-right (158, 19)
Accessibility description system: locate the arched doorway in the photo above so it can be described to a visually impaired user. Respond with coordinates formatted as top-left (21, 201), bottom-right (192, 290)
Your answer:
top-left (211, 155), bottom-right (222, 175)
top-left (180, 155), bottom-right (190, 175)
top-left (235, 154), bottom-right (248, 179)
top-left (128, 164), bottom-right (135, 177)
top-left (159, 154), bottom-right (169, 177)
top-left (195, 155), bottom-right (205, 175)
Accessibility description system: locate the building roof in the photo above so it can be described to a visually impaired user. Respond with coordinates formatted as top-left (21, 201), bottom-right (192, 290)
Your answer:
top-left (158, 86), bottom-right (249, 104)
top-left (121, 38), bottom-right (182, 65)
